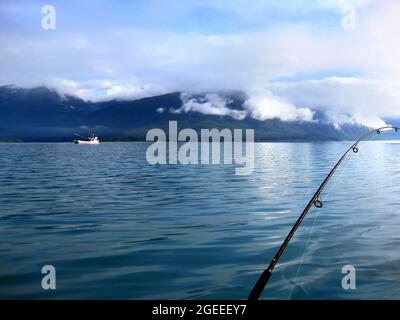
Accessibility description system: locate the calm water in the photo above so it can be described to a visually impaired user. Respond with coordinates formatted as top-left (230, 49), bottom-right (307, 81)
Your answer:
top-left (0, 141), bottom-right (400, 299)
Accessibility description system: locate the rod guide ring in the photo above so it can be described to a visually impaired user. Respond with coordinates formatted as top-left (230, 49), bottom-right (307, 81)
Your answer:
top-left (314, 199), bottom-right (323, 208)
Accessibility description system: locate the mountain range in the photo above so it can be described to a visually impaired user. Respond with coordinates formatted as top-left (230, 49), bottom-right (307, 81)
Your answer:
top-left (0, 85), bottom-right (388, 142)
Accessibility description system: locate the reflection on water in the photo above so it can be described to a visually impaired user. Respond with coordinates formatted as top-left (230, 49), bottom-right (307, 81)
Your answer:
top-left (0, 142), bottom-right (399, 299)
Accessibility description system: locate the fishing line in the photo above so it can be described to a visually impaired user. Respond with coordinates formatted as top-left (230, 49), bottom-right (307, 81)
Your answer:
top-left (287, 145), bottom-right (349, 299)
top-left (287, 204), bottom-right (320, 299)
top-left (288, 131), bottom-right (387, 298)
top-left (287, 140), bottom-right (359, 299)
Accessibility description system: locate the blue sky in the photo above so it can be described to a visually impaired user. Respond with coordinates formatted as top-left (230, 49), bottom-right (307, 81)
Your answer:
top-left (0, 0), bottom-right (399, 126)
top-left (1, 0), bottom-right (357, 33)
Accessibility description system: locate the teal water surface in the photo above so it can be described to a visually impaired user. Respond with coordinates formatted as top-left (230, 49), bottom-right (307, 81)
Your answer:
top-left (0, 142), bottom-right (399, 299)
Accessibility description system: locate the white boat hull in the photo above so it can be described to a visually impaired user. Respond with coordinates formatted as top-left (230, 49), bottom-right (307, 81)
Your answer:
top-left (74, 140), bottom-right (100, 144)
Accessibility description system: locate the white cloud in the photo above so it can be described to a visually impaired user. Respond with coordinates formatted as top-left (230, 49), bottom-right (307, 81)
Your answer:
top-left (243, 90), bottom-right (314, 122)
top-left (172, 93), bottom-right (247, 120)
top-left (324, 111), bottom-right (387, 129)
top-left (171, 91), bottom-right (315, 123)
top-left (268, 77), bottom-right (400, 127)
top-left (50, 78), bottom-right (167, 102)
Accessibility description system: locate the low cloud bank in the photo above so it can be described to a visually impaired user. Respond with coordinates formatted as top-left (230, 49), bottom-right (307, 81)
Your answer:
top-left (268, 77), bottom-right (396, 128)
top-left (168, 88), bottom-right (386, 129)
top-left (243, 91), bottom-right (314, 122)
top-left (168, 91), bottom-right (314, 122)
top-left (51, 78), bottom-right (167, 102)
top-left (171, 93), bottom-right (247, 120)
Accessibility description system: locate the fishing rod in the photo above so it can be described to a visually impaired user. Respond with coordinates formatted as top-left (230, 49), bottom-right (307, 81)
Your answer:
top-left (248, 126), bottom-right (400, 300)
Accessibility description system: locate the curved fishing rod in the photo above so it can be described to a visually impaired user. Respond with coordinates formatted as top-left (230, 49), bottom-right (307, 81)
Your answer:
top-left (248, 126), bottom-right (400, 300)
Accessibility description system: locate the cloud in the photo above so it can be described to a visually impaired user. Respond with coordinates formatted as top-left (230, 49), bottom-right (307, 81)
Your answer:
top-left (268, 77), bottom-right (399, 126)
top-left (51, 78), bottom-right (167, 102)
top-left (170, 91), bottom-right (314, 123)
top-left (243, 90), bottom-right (314, 122)
top-left (172, 93), bottom-right (247, 120)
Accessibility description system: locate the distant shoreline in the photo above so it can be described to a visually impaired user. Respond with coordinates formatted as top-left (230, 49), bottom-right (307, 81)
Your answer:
top-left (1, 138), bottom-right (398, 143)
top-left (0, 136), bottom-right (343, 143)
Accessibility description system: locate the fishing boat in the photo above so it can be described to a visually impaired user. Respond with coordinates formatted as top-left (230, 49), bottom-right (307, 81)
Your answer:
top-left (74, 134), bottom-right (100, 144)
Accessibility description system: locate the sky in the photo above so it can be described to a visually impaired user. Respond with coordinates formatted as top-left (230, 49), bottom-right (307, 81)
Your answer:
top-left (0, 0), bottom-right (399, 127)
